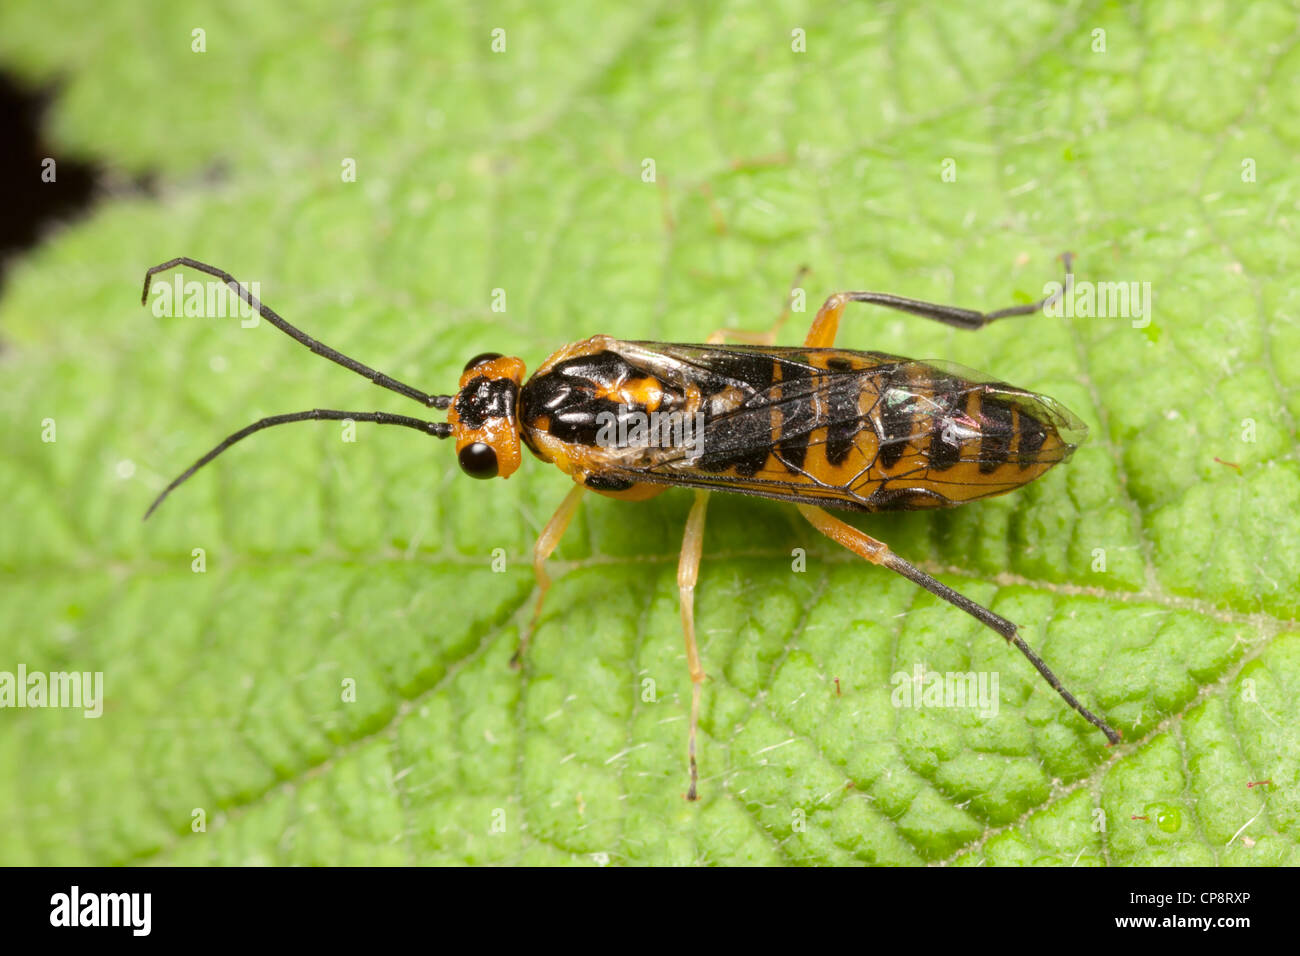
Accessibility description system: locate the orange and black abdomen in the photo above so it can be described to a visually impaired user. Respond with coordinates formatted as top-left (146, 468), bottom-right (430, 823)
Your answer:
top-left (517, 337), bottom-right (1087, 513)
top-left (781, 351), bottom-right (1087, 510)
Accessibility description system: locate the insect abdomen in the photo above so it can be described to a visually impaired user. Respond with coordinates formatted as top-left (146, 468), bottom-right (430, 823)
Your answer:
top-left (867, 365), bottom-right (1084, 509)
top-left (667, 350), bottom-right (1087, 513)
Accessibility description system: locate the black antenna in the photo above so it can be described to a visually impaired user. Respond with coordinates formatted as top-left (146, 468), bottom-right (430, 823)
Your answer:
top-left (141, 258), bottom-right (454, 409)
top-left (141, 258), bottom-right (461, 519)
top-left (144, 409), bottom-right (453, 520)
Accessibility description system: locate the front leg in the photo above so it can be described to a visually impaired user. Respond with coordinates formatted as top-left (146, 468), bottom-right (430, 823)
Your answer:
top-left (512, 484), bottom-right (586, 668)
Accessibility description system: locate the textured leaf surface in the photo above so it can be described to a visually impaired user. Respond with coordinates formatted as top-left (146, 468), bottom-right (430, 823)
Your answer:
top-left (1, 0), bottom-right (1298, 865)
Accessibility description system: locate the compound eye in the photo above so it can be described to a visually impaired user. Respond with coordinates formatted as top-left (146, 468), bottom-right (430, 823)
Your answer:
top-left (463, 352), bottom-right (504, 373)
top-left (458, 442), bottom-right (499, 479)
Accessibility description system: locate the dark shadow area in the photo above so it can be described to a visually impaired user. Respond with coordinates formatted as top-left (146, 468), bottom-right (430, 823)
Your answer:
top-left (0, 71), bottom-right (102, 291)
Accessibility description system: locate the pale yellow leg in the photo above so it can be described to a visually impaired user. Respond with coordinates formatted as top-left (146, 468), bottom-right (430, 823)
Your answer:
top-left (512, 483), bottom-right (586, 667)
top-left (677, 489), bottom-right (711, 800)
top-left (706, 266), bottom-right (809, 346)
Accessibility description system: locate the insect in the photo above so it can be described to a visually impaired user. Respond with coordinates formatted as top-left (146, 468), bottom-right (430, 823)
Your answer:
top-left (140, 254), bottom-right (1121, 800)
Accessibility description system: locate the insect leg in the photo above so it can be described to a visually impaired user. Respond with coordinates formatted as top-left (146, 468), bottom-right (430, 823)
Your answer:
top-left (512, 484), bottom-right (587, 668)
top-left (802, 254), bottom-right (1074, 348)
top-left (706, 266), bottom-right (810, 346)
top-left (677, 489), bottom-right (711, 800)
top-left (795, 503), bottom-right (1121, 744)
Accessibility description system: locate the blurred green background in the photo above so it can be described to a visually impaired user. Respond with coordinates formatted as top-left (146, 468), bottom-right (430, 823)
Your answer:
top-left (0, 1), bottom-right (1297, 865)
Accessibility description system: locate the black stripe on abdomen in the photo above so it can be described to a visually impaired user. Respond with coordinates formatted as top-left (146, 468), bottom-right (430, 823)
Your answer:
top-left (929, 420), bottom-right (961, 471)
top-left (979, 396), bottom-right (1015, 473)
top-left (775, 363), bottom-right (815, 473)
top-left (825, 371), bottom-right (863, 467)
top-left (1017, 410), bottom-right (1047, 468)
top-left (878, 369), bottom-right (912, 470)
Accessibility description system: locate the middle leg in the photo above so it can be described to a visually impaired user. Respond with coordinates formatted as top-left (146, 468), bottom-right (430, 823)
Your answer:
top-left (677, 489), bottom-right (711, 800)
top-left (705, 266), bottom-right (810, 346)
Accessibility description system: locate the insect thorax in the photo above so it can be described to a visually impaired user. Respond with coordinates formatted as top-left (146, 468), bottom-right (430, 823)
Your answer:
top-left (518, 338), bottom-right (703, 484)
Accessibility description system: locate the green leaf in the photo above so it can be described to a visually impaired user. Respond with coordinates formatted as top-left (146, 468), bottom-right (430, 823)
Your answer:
top-left (2, 0), bottom-right (1297, 866)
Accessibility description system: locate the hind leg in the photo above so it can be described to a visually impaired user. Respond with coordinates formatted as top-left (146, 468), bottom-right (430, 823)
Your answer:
top-left (803, 254), bottom-right (1074, 348)
top-left (796, 502), bottom-right (1120, 744)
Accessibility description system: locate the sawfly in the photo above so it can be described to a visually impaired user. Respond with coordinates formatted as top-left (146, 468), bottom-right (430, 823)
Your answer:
top-left (141, 254), bottom-right (1119, 800)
